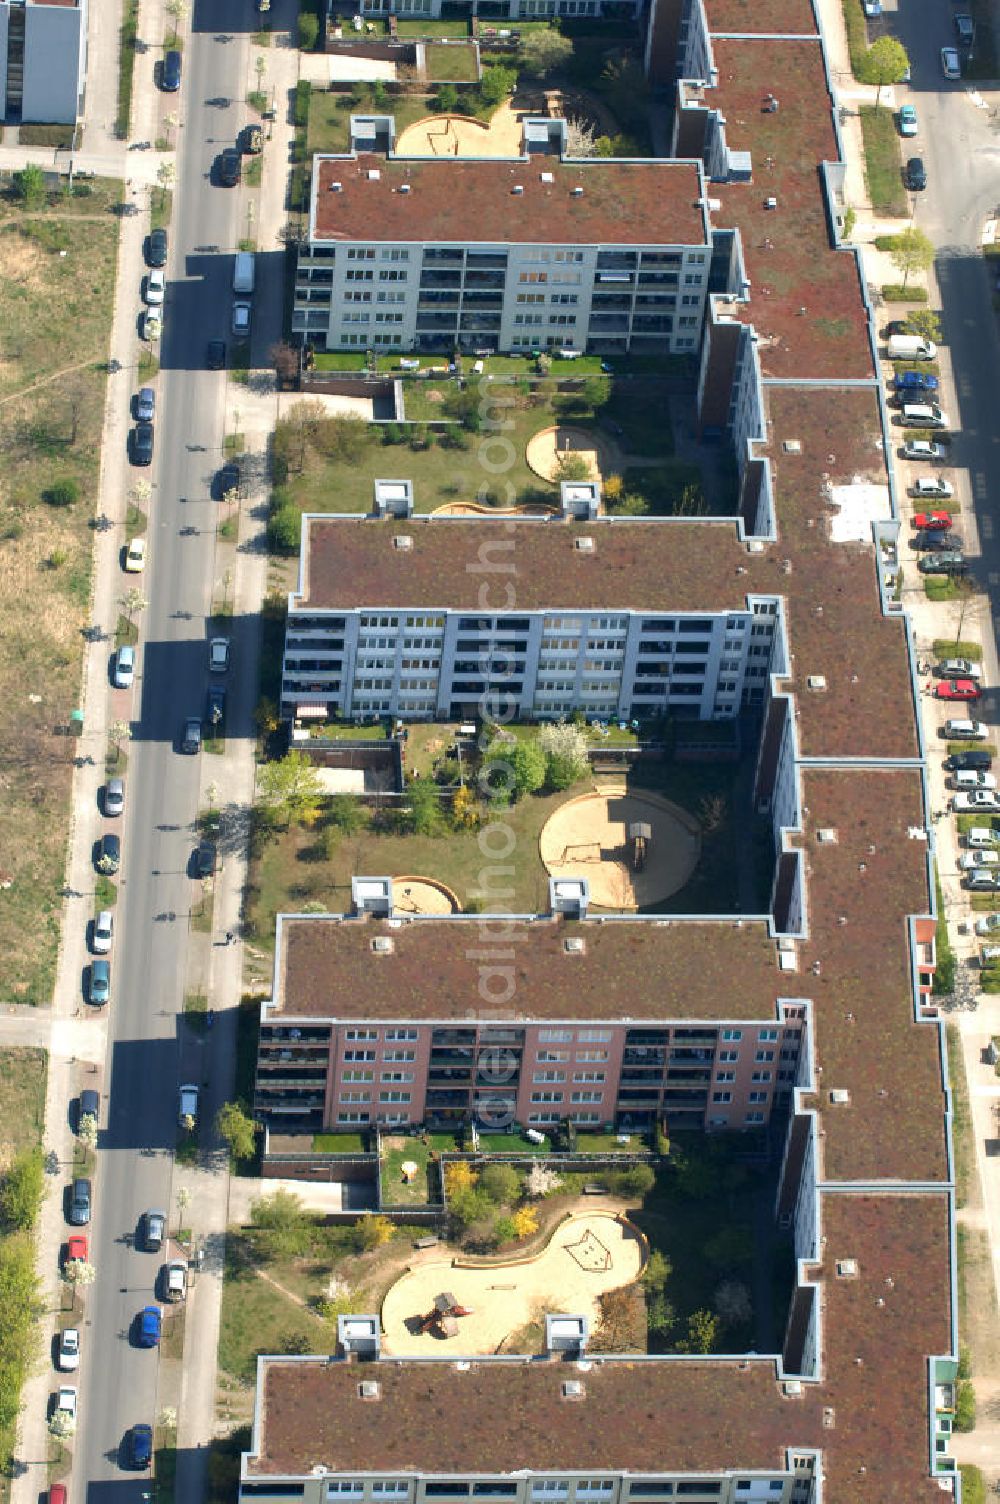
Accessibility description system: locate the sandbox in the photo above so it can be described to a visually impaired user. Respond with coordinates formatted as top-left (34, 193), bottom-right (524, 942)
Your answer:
top-left (525, 424), bottom-right (617, 485)
top-left (391, 876), bottom-right (460, 915)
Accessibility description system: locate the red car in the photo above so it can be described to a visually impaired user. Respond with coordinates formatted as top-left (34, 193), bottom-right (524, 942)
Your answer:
top-left (65, 1234), bottom-right (88, 1266)
top-left (913, 511), bottom-right (953, 531)
top-left (935, 679), bottom-right (981, 701)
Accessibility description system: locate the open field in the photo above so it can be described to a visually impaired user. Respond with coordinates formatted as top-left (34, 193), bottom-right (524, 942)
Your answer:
top-left (0, 1047), bottom-right (47, 1159)
top-left (0, 180), bottom-right (119, 1005)
top-left (860, 106), bottom-right (907, 218)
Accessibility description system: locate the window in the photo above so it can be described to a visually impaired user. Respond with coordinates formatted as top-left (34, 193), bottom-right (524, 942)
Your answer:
top-left (344, 1050), bottom-right (375, 1062)
top-left (573, 1071), bottom-right (605, 1083)
top-left (340, 1091), bottom-right (370, 1103)
top-left (386, 1029), bottom-right (418, 1041)
top-left (715, 1070), bottom-right (735, 1083)
top-left (338, 1111), bottom-right (369, 1123)
top-left (473, 1489), bottom-right (517, 1498)
top-left (711, 1091), bottom-right (732, 1104)
top-left (424, 1488), bottom-right (469, 1498)
top-left (755, 1049), bottom-right (775, 1062)
top-left (576, 1486), bottom-right (614, 1497)
top-left (722, 1028), bottom-right (742, 1041)
top-left (345, 270), bottom-right (373, 282)
top-left (749, 1090), bottom-right (769, 1104)
top-left (532, 1486), bottom-right (569, 1498)
top-left (719, 1050), bottom-right (739, 1063)
top-left (384, 1049), bottom-right (416, 1062)
top-left (758, 1028), bottom-right (779, 1041)
top-left (537, 1050), bottom-right (569, 1063)
top-left (745, 1110), bottom-right (765, 1123)
top-left (577, 1030), bottom-right (612, 1043)
top-left (326, 1486), bottom-right (364, 1499)
top-left (341, 1070), bottom-right (373, 1082)
top-left (533, 1070), bottom-right (566, 1083)
top-left (242, 1489), bottom-right (305, 1499)
top-left (571, 1090), bottom-right (602, 1103)
top-left (539, 1030), bottom-right (572, 1043)
top-left (576, 1050), bottom-right (608, 1063)
top-left (372, 1485), bottom-right (408, 1497)
top-left (379, 1090), bottom-right (411, 1103)
top-left (346, 1029), bottom-right (378, 1041)
top-left (751, 1071), bottom-right (772, 1084)
top-left (531, 1091), bottom-right (562, 1103)
top-left (381, 1071), bottom-right (414, 1083)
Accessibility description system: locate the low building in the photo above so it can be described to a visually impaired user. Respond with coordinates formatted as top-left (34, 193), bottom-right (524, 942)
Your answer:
top-left (0, 0), bottom-right (88, 124)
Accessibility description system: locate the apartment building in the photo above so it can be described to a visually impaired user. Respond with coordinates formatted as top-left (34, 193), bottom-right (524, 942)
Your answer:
top-left (279, 503), bottom-right (781, 723)
top-left (348, 0), bottom-right (640, 21)
top-left (0, 0), bottom-right (87, 124)
top-left (254, 882), bottom-right (806, 1136)
top-left (293, 125), bottom-right (711, 356)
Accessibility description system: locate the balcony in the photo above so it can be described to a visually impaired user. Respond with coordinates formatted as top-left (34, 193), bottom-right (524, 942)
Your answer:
top-left (416, 313), bottom-right (460, 332)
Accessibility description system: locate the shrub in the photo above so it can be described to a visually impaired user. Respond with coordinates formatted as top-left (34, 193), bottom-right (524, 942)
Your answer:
top-left (294, 80), bottom-right (312, 127)
top-left (954, 1378), bottom-right (977, 1432)
top-left (605, 1163), bottom-right (655, 1198)
top-left (436, 83), bottom-right (459, 112)
top-left (298, 11), bottom-right (319, 49)
top-left (45, 478), bottom-right (80, 508)
top-left (493, 1215), bottom-right (518, 1245)
top-left (512, 1205), bottom-right (538, 1238)
top-left (0, 1148), bottom-right (45, 1230)
top-left (354, 1214), bottom-right (393, 1251)
top-left (481, 1162), bottom-right (521, 1205)
top-left (267, 504), bottom-right (300, 554)
top-left (479, 65), bottom-right (517, 106)
top-left (450, 1185), bottom-right (495, 1228)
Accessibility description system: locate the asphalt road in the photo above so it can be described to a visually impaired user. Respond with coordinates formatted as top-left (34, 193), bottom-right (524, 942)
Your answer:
top-left (890, 0), bottom-right (1000, 687)
top-left (78, 13), bottom-right (253, 1504)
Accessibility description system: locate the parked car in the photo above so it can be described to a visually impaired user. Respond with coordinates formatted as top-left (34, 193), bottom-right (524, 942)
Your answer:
top-left (124, 538), bottom-right (147, 573)
top-left (966, 868), bottom-right (1000, 891)
top-left (195, 840), bottom-right (217, 879)
top-left (181, 717), bottom-right (201, 754)
top-left (894, 370), bottom-right (938, 393)
top-left (58, 1327), bottom-right (80, 1372)
top-left (144, 1209), bottom-right (166, 1252)
top-left (959, 850), bottom-right (1000, 870)
top-left (164, 1261), bottom-right (187, 1302)
top-left (863, 0), bottom-right (881, 14)
top-left (64, 1234), bottom-right (88, 1267)
top-left (132, 421), bottom-right (154, 466)
top-left (68, 1178), bottom-right (91, 1226)
top-left (232, 301), bottom-right (251, 338)
top-left (207, 684), bottom-right (226, 725)
top-left (209, 636), bottom-right (230, 673)
top-left (942, 720), bottom-right (988, 739)
top-left (936, 679), bottom-right (980, 701)
top-left (913, 507), bottom-right (953, 527)
top-left (941, 46), bottom-right (962, 78)
top-left (897, 103), bottom-right (918, 137)
top-left (96, 832), bottom-right (121, 873)
top-left (975, 912), bottom-right (1000, 936)
top-left (905, 157), bottom-right (927, 191)
top-left (104, 777), bottom-right (125, 817)
top-left (937, 658), bottom-right (982, 681)
top-left (178, 1083), bottom-right (199, 1129)
top-left (953, 790), bottom-right (1000, 812)
top-left (113, 644), bottom-right (135, 689)
top-left (142, 308), bottom-right (162, 342)
top-left (918, 552), bottom-right (966, 575)
top-left (89, 959), bottom-right (110, 1007)
top-left (955, 14), bottom-right (974, 45)
top-left (144, 269), bottom-right (165, 306)
top-left (135, 387), bottom-right (155, 422)
top-left (162, 49), bottom-right (182, 91)
top-left (129, 1423), bottom-right (153, 1469)
top-left (93, 909), bottom-right (114, 955)
top-left (146, 228), bottom-right (168, 268)
top-left (207, 339), bottom-right (226, 371)
top-left (947, 750), bottom-right (993, 771)
top-left (219, 147), bottom-right (242, 186)
top-left (911, 480), bottom-right (953, 503)
top-left (950, 771), bottom-right (996, 791)
top-left (78, 1089), bottom-right (99, 1126)
top-left (137, 1306), bottom-right (162, 1349)
top-left (55, 1387), bottom-right (78, 1427)
top-left (915, 531), bottom-right (962, 552)
top-left (903, 439), bottom-right (948, 461)
top-left (242, 123), bottom-right (264, 154)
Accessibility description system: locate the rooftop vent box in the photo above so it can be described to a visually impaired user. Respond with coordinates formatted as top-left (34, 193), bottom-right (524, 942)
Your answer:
top-left (371, 937), bottom-right (394, 954)
top-left (836, 1259), bottom-right (859, 1279)
top-left (575, 537), bottom-right (595, 552)
top-left (399, 183), bottom-right (411, 194)
top-left (358, 1380), bottom-right (381, 1400)
top-left (807, 675), bottom-right (827, 691)
top-left (777, 951), bottom-right (798, 972)
top-left (367, 169), bottom-right (381, 181)
top-left (540, 171), bottom-right (554, 183)
top-left (512, 185), bottom-right (524, 195)
top-left (394, 535), bottom-right (413, 551)
top-left (330, 182), bottom-right (343, 193)
top-left (783, 440), bottom-right (802, 454)
top-left (572, 187), bottom-right (584, 196)
top-left (565, 938), bottom-right (585, 954)
top-left (783, 1380), bottom-right (803, 1396)
top-left (817, 828), bottom-right (838, 844)
top-left (562, 1380), bottom-right (585, 1399)
top-left (829, 1088), bottom-right (851, 1105)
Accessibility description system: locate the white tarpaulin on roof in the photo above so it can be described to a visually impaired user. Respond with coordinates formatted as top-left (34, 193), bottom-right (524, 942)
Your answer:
top-left (827, 480), bottom-right (891, 544)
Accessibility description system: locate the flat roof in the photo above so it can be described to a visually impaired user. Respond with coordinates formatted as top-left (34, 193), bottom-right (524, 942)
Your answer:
top-left (312, 155), bottom-right (708, 249)
top-left (246, 1192), bottom-right (950, 1487)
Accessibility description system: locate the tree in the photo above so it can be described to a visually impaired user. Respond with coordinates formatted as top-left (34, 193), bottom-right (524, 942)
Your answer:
top-left (555, 453), bottom-right (592, 483)
top-left (512, 1205), bottom-right (538, 1238)
top-left (49, 1408), bottom-right (75, 1439)
top-left (890, 225), bottom-right (935, 290)
top-left (603, 473), bottom-right (624, 504)
top-left (257, 750), bottom-right (324, 827)
top-left (860, 36), bottom-right (910, 109)
top-left (270, 341), bottom-right (300, 385)
top-left (681, 1309), bottom-right (719, 1354)
top-left (526, 1163), bottom-right (562, 1197)
top-left (539, 721), bottom-right (589, 789)
top-left (328, 793), bottom-right (363, 834)
top-left (77, 1114), bottom-right (97, 1150)
top-left (450, 1185), bottom-right (495, 1229)
top-left (267, 503), bottom-right (300, 555)
top-left (216, 1101), bottom-right (257, 1162)
top-left (119, 586), bottom-right (147, 626)
top-left (703, 1223), bottom-right (754, 1270)
top-left (906, 307), bottom-right (941, 342)
top-left (954, 1379), bottom-right (977, 1432)
top-left (715, 1279), bottom-right (753, 1326)
top-left (298, 11), bottom-right (319, 48)
top-left (436, 83), bottom-right (459, 113)
top-left (493, 1215), bottom-right (518, 1245)
top-left (444, 1160), bottom-right (477, 1195)
top-left (0, 1148), bottom-right (44, 1231)
top-left (646, 1293), bottom-right (675, 1335)
top-left (45, 478), bottom-right (79, 508)
top-left (642, 1249), bottom-right (672, 1293)
top-left (599, 54), bottom-right (648, 132)
top-left (479, 65), bottom-right (517, 107)
top-left (606, 1163), bottom-right (655, 1197)
top-left (612, 492), bottom-right (650, 516)
top-left (250, 1189), bottom-right (312, 1257)
top-left (565, 118), bottom-right (599, 156)
top-left (13, 164), bottom-right (45, 209)
top-left (354, 1214), bottom-right (393, 1251)
top-left (62, 1258), bottom-right (96, 1290)
top-left (451, 784), bottom-right (480, 830)
top-left (157, 160), bottom-right (176, 193)
top-left (520, 28), bottom-right (573, 77)
top-left (498, 738), bottom-right (546, 799)
top-left (481, 1162), bottom-right (521, 1205)
top-left (108, 719), bottom-right (132, 764)
top-left (404, 777), bottom-right (444, 835)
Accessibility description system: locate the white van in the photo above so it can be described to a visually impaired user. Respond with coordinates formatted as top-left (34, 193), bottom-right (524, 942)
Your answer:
top-left (887, 334), bottom-right (937, 360)
top-left (943, 720), bottom-right (988, 739)
top-left (964, 828), bottom-right (999, 850)
top-left (901, 402), bottom-right (949, 429)
top-left (233, 251), bottom-right (255, 296)
top-left (951, 770), bottom-right (998, 791)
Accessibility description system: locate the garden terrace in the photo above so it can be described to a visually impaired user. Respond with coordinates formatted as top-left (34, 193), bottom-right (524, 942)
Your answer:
top-left (710, 36), bottom-right (873, 381)
top-left (310, 154), bottom-right (708, 249)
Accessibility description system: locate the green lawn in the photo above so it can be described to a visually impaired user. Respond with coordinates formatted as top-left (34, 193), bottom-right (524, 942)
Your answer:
top-left (395, 17), bottom-right (471, 35)
top-left (425, 42), bottom-right (480, 81)
top-left (860, 106), bottom-right (907, 217)
top-left (307, 89), bottom-right (433, 156)
top-left (0, 1048), bottom-right (47, 1153)
top-left (381, 1138), bottom-right (438, 1205)
top-left (313, 1131), bottom-right (369, 1152)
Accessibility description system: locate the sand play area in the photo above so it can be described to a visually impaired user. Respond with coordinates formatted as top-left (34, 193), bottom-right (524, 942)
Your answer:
top-left (539, 789), bottom-right (701, 910)
top-left (525, 425), bottom-right (618, 485)
top-left (391, 876), bottom-right (459, 915)
top-left (381, 1212), bottom-right (645, 1355)
top-left (395, 103), bottom-right (526, 158)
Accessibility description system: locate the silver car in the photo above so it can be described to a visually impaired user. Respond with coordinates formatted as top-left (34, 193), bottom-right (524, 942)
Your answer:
top-left (92, 910), bottom-right (113, 955)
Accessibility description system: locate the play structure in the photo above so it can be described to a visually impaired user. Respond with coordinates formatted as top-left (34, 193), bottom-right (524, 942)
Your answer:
top-left (539, 790), bottom-right (700, 910)
top-left (417, 1291), bottom-right (475, 1339)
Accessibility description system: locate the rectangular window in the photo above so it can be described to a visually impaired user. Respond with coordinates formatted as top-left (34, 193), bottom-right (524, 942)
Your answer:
top-left (386, 1029), bottom-right (418, 1041)
top-left (326, 1486), bottom-right (364, 1499)
top-left (531, 1091), bottom-right (562, 1103)
top-left (539, 1030), bottom-right (572, 1043)
top-left (344, 1050), bottom-right (375, 1062)
top-left (758, 1028), bottom-right (779, 1041)
top-left (379, 1090), bottom-right (411, 1103)
top-left (346, 1029), bottom-right (378, 1041)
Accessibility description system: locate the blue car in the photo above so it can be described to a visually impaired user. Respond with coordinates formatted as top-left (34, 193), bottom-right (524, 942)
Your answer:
top-left (892, 370), bottom-right (939, 393)
top-left (129, 1423), bottom-right (153, 1468)
top-left (137, 1305), bottom-right (162, 1348)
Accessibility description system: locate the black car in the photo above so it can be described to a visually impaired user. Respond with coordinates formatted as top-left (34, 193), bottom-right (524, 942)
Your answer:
top-left (905, 156), bottom-right (927, 191)
top-left (96, 832), bottom-right (121, 874)
top-left (213, 461), bottom-right (241, 501)
top-left (129, 1423), bottom-right (153, 1468)
top-left (181, 717), bottom-right (202, 754)
top-left (78, 1089), bottom-right (100, 1127)
top-left (162, 50), bottom-right (182, 91)
top-left (207, 684), bottom-right (226, 725)
top-left (146, 228), bottom-right (168, 267)
top-left (882, 320), bottom-right (909, 338)
top-left (914, 530), bottom-right (961, 551)
top-left (68, 1177), bottom-right (91, 1226)
top-left (207, 339), bottom-right (226, 371)
top-left (195, 840), bottom-right (217, 879)
top-left (946, 750), bottom-right (993, 772)
top-left (132, 421), bottom-right (154, 466)
top-left (918, 551), bottom-right (966, 575)
top-left (219, 148), bottom-right (241, 186)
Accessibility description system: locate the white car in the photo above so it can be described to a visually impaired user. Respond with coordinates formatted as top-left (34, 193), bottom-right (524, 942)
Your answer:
top-left (232, 301), bottom-right (251, 338)
top-left (209, 637), bottom-right (230, 673)
top-left (58, 1328), bottom-right (80, 1372)
top-left (56, 1386), bottom-right (78, 1426)
top-left (953, 790), bottom-right (1000, 813)
top-left (910, 477), bottom-right (953, 500)
top-left (903, 440), bottom-right (947, 462)
top-left (145, 269), bottom-right (165, 306)
top-left (941, 46), bottom-right (961, 79)
top-left (165, 1261), bottom-right (187, 1302)
top-left (178, 1083), bottom-right (199, 1128)
top-left (975, 912), bottom-right (1000, 936)
top-left (937, 658), bottom-right (982, 682)
top-left (142, 308), bottom-right (162, 341)
top-left (959, 851), bottom-right (1000, 870)
top-left (93, 910), bottom-right (114, 955)
top-left (863, 0), bottom-right (881, 14)
top-left (113, 644), bottom-right (135, 689)
top-left (125, 537), bottom-right (146, 573)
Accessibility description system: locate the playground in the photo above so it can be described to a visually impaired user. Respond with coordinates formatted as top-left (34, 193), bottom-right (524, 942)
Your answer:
top-left (525, 424), bottom-right (619, 485)
top-left (380, 1212), bottom-right (645, 1354)
top-left (539, 789), bottom-right (701, 910)
top-left (390, 876), bottom-right (460, 915)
